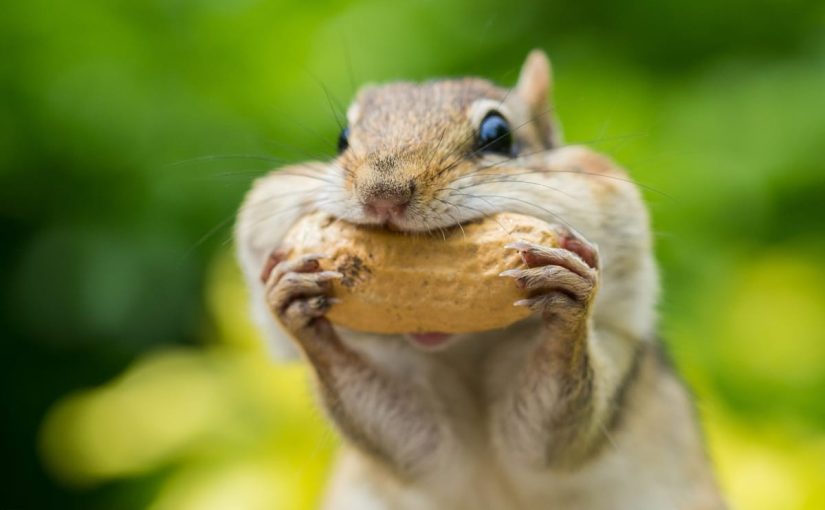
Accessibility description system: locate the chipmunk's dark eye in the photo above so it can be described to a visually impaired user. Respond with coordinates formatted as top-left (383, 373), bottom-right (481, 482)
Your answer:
top-left (476, 112), bottom-right (512, 155)
top-left (337, 126), bottom-right (350, 154)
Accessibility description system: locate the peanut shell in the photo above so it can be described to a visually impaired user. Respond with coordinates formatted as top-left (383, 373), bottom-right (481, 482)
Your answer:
top-left (282, 211), bottom-right (558, 334)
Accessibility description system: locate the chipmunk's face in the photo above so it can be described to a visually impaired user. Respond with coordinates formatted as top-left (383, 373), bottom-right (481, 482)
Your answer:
top-left (320, 51), bottom-right (560, 232)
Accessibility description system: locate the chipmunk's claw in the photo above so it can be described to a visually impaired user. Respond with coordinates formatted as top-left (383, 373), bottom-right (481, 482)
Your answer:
top-left (264, 251), bottom-right (341, 332)
top-left (503, 226), bottom-right (600, 320)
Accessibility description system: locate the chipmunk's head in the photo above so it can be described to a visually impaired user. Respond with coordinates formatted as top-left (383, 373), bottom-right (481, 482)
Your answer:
top-left (323, 50), bottom-right (561, 231)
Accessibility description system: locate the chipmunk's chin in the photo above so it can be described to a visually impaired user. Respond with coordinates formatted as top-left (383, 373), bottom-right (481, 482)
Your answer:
top-left (404, 332), bottom-right (454, 350)
top-left (342, 209), bottom-right (473, 233)
top-left (380, 216), bottom-right (441, 233)
top-left (346, 216), bottom-right (426, 233)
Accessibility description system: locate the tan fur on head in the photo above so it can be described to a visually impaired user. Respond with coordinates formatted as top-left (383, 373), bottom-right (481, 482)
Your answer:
top-left (325, 52), bottom-right (564, 233)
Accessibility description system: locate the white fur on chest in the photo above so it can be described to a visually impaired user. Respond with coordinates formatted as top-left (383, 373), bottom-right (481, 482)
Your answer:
top-left (324, 330), bottom-right (719, 510)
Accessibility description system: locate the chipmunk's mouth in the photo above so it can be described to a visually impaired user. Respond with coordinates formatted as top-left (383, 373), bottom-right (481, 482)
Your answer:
top-left (377, 215), bottom-right (485, 235)
top-left (405, 332), bottom-right (453, 349)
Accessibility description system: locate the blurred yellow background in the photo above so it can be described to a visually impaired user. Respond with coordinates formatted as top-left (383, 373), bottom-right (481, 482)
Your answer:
top-left (2, 0), bottom-right (824, 508)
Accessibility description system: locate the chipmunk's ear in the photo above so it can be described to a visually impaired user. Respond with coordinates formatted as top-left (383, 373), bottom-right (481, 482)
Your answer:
top-left (515, 49), bottom-right (560, 147)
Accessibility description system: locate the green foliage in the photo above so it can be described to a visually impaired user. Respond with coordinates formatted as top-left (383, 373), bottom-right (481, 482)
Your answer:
top-left (2, 0), bottom-right (824, 508)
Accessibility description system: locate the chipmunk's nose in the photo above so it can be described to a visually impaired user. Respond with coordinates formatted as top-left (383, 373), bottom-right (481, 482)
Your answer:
top-left (360, 182), bottom-right (414, 221)
top-left (364, 197), bottom-right (409, 219)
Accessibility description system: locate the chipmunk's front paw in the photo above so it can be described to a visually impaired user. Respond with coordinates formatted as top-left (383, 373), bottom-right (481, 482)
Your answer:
top-left (500, 226), bottom-right (599, 323)
top-left (261, 251), bottom-right (342, 335)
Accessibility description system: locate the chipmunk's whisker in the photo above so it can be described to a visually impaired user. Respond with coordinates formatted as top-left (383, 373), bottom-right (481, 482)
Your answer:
top-left (164, 153), bottom-right (293, 168)
top-left (456, 178), bottom-right (578, 201)
top-left (425, 127), bottom-right (450, 169)
top-left (177, 214), bottom-right (237, 265)
top-left (429, 197), bottom-right (467, 239)
top-left (444, 188), bottom-right (575, 231)
top-left (435, 197), bottom-right (509, 234)
top-left (268, 167), bottom-right (343, 186)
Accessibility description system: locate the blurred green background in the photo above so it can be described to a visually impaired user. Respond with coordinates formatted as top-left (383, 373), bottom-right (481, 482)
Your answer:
top-left (2, 0), bottom-right (825, 508)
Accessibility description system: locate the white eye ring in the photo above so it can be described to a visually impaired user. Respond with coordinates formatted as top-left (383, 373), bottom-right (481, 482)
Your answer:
top-left (467, 99), bottom-right (514, 130)
top-left (346, 103), bottom-right (361, 125)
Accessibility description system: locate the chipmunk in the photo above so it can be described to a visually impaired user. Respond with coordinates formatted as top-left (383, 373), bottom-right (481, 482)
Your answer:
top-left (235, 50), bottom-right (726, 510)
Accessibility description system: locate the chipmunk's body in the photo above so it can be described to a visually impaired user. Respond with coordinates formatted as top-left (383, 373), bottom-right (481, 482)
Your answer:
top-left (236, 51), bottom-right (725, 509)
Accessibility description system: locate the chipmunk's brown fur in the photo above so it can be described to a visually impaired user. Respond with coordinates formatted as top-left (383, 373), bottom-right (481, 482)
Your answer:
top-left (235, 50), bottom-right (726, 509)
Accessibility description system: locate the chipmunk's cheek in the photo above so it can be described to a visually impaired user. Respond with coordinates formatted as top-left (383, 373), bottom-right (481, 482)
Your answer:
top-left (405, 332), bottom-right (453, 349)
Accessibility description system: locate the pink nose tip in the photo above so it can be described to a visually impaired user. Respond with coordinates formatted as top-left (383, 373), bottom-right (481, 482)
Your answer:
top-left (364, 198), bottom-right (409, 219)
